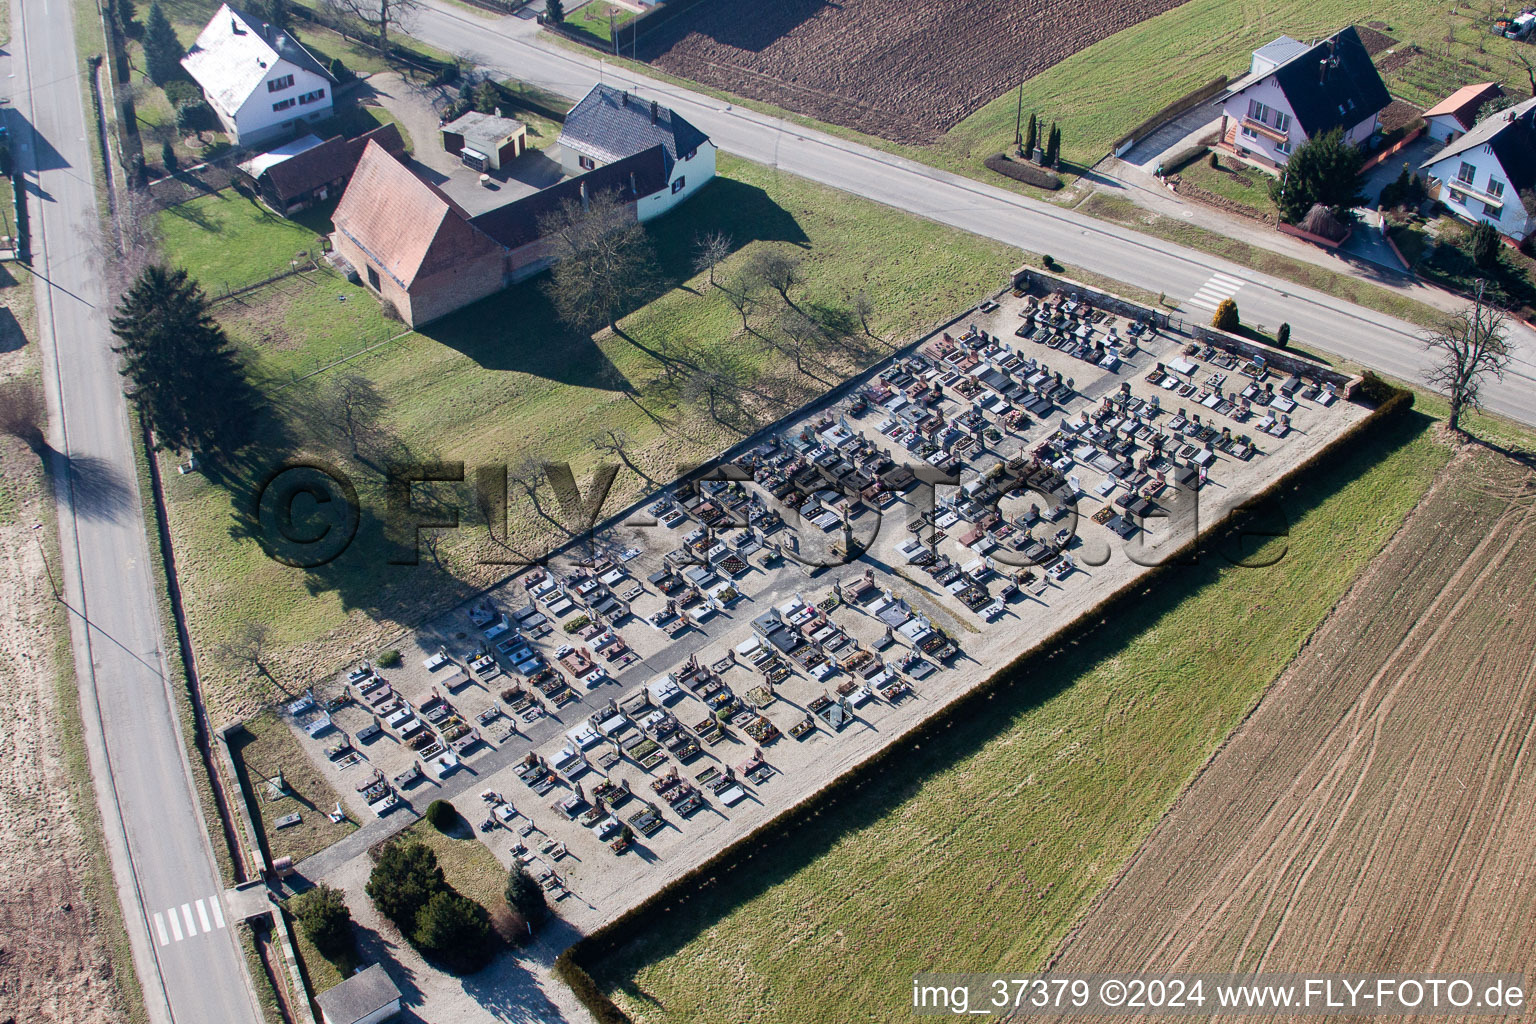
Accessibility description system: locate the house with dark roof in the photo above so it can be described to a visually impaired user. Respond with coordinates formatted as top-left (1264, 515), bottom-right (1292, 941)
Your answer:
top-left (1420, 96), bottom-right (1536, 242)
top-left (182, 4), bottom-right (335, 145)
top-left (1216, 27), bottom-right (1391, 169)
top-left (239, 123), bottom-right (405, 215)
top-left (1423, 83), bottom-right (1504, 144)
top-left (330, 91), bottom-right (713, 325)
top-left (557, 84), bottom-right (716, 217)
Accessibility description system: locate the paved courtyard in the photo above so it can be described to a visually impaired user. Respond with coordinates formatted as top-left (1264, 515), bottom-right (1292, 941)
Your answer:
top-left (284, 277), bottom-right (1368, 940)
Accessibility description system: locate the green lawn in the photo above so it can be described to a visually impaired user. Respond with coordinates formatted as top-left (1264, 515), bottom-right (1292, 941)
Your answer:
top-left (565, 1), bottom-right (636, 45)
top-left (1173, 153), bottom-right (1276, 216)
top-left (158, 190), bottom-right (332, 291)
top-left (154, 153), bottom-right (1021, 717)
top-left (226, 713), bottom-right (358, 865)
top-left (591, 408), bottom-right (1451, 1024)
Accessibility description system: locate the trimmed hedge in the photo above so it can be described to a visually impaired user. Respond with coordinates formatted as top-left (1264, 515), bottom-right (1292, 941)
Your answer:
top-left (983, 153), bottom-right (1062, 190)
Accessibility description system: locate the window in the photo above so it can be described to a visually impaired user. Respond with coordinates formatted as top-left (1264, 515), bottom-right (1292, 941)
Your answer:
top-left (683, 147), bottom-right (697, 161)
top-left (1240, 125), bottom-right (1258, 140)
top-left (1487, 178), bottom-right (1506, 199)
top-left (366, 265), bottom-right (380, 290)
top-left (298, 88), bottom-right (326, 106)
top-left (272, 98), bottom-right (296, 112)
top-left (1276, 139), bottom-right (1292, 155)
top-left (1274, 111), bottom-right (1291, 133)
top-left (1457, 161), bottom-right (1477, 185)
top-left (578, 155), bottom-right (595, 170)
top-left (671, 176), bottom-right (686, 194)
top-left (266, 74), bottom-right (294, 92)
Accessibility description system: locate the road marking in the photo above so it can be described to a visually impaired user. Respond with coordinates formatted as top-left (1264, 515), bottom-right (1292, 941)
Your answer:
top-left (210, 896), bottom-right (226, 929)
top-left (153, 912), bottom-right (169, 946)
top-left (1186, 271), bottom-right (1245, 310)
top-left (196, 899), bottom-right (212, 932)
top-left (181, 903), bottom-right (197, 937)
top-left (168, 907), bottom-right (183, 942)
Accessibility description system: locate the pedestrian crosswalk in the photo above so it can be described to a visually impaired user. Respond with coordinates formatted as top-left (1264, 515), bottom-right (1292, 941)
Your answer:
top-left (152, 895), bottom-right (227, 947)
top-left (1186, 271), bottom-right (1246, 311)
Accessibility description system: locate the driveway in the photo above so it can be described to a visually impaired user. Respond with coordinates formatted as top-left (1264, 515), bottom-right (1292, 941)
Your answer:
top-left (361, 71), bottom-right (565, 215)
top-left (1359, 133), bottom-right (1442, 205)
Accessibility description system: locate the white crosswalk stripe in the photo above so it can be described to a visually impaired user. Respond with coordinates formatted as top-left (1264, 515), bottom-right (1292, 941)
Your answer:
top-left (152, 895), bottom-right (228, 945)
top-left (1186, 271), bottom-right (1246, 310)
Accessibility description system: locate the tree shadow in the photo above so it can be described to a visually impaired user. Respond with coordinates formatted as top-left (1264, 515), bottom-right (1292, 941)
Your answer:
top-left (45, 450), bottom-right (136, 523)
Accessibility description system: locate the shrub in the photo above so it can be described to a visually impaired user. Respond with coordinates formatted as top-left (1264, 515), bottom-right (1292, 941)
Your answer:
top-left (163, 79), bottom-right (200, 107)
top-left (563, 615), bottom-right (591, 634)
top-left (982, 153), bottom-right (1062, 190)
top-left (413, 889), bottom-right (494, 972)
top-left (161, 139), bottom-right (178, 172)
top-left (376, 648), bottom-right (402, 668)
top-left (1211, 297), bottom-right (1239, 332)
top-left (425, 799), bottom-right (458, 832)
top-left (1207, 151), bottom-right (1219, 170)
top-left (291, 885), bottom-right (353, 959)
top-left (546, 0), bottom-right (564, 23)
top-left (505, 865), bottom-right (549, 928)
top-left (1275, 322), bottom-right (1291, 349)
top-left (1468, 220), bottom-right (1501, 269)
top-left (1041, 254), bottom-right (1056, 270)
top-left (365, 841), bottom-right (444, 929)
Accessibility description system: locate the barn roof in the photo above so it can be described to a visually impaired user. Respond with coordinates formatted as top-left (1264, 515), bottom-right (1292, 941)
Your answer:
top-left (259, 124), bottom-right (405, 202)
top-left (470, 145), bottom-right (669, 250)
top-left (332, 141), bottom-right (502, 289)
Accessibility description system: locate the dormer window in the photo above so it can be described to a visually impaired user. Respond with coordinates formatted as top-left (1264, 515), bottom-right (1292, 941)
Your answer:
top-left (267, 73), bottom-right (294, 92)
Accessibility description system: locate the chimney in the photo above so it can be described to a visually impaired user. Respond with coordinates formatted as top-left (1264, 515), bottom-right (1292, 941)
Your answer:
top-left (1318, 58), bottom-right (1327, 84)
top-left (650, 99), bottom-right (659, 124)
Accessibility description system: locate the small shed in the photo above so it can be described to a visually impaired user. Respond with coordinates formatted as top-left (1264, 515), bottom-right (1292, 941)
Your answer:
top-left (315, 964), bottom-right (401, 1024)
top-left (441, 110), bottom-right (527, 171)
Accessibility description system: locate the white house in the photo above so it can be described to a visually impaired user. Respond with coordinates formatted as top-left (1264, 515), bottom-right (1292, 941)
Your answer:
top-left (1217, 27), bottom-right (1391, 169)
top-left (181, 4), bottom-right (335, 146)
top-left (1420, 96), bottom-right (1536, 243)
top-left (1422, 82), bottom-right (1504, 145)
top-left (556, 83), bottom-right (716, 220)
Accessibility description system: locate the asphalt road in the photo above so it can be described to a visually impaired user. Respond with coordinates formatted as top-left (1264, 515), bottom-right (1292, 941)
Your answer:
top-left (11, 0), bottom-right (260, 1021)
top-left (405, 1), bottom-right (1536, 425)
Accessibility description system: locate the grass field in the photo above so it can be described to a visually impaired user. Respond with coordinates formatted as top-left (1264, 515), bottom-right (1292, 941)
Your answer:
top-left (1052, 439), bottom-right (1536, 981)
top-left (565, 1), bottom-right (636, 46)
top-left (1173, 153), bottom-right (1276, 215)
top-left (157, 190), bottom-right (332, 292)
top-left (153, 154), bottom-right (1020, 719)
top-left (590, 407), bottom-right (1451, 1023)
top-left (227, 713), bottom-right (358, 864)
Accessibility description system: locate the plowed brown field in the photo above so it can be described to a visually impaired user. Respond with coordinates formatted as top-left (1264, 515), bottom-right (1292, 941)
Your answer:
top-left (1047, 446), bottom-right (1536, 997)
top-left (635, 0), bottom-right (1189, 144)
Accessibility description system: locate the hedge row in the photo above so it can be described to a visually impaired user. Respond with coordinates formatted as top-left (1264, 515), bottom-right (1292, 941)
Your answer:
top-left (983, 153), bottom-right (1062, 190)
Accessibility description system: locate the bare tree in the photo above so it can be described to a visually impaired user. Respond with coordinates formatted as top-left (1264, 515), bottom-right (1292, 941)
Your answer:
top-left (590, 427), bottom-right (655, 485)
top-left (724, 269), bottom-right (759, 334)
top-left (213, 620), bottom-right (273, 680)
top-left (852, 290), bottom-right (876, 339)
top-left (0, 378), bottom-right (47, 451)
top-left (321, 0), bottom-right (419, 52)
top-left (744, 249), bottom-right (804, 309)
top-left (774, 306), bottom-right (831, 381)
top-left (538, 189), bottom-right (658, 336)
top-left (1424, 283), bottom-right (1511, 434)
top-left (317, 370), bottom-right (388, 460)
top-left (691, 230), bottom-right (733, 288)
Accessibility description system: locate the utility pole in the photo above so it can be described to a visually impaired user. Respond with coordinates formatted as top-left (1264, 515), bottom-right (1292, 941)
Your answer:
top-left (610, 9), bottom-right (618, 56)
